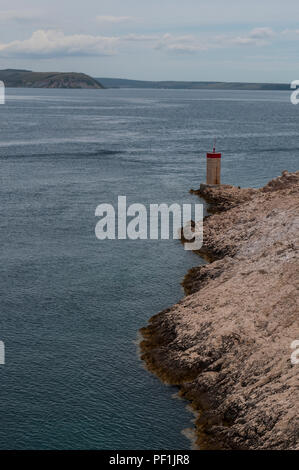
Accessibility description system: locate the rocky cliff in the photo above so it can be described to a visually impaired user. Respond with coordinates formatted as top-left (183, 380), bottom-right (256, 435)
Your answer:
top-left (140, 171), bottom-right (299, 450)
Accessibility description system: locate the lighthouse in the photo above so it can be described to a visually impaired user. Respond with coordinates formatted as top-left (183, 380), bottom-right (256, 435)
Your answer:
top-left (206, 141), bottom-right (221, 185)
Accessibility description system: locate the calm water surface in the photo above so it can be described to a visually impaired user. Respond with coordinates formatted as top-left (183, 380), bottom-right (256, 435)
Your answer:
top-left (0, 88), bottom-right (298, 449)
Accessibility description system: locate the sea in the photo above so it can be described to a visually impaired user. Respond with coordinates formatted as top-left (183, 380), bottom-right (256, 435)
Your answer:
top-left (0, 87), bottom-right (298, 449)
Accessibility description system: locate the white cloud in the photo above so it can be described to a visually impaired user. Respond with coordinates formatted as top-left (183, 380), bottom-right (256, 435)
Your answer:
top-left (0, 26), bottom-right (279, 60)
top-left (123, 33), bottom-right (159, 42)
top-left (0, 30), bottom-right (119, 58)
top-left (153, 28), bottom-right (276, 54)
top-left (281, 28), bottom-right (299, 37)
top-left (155, 33), bottom-right (207, 53)
top-left (232, 27), bottom-right (275, 46)
top-left (96, 15), bottom-right (137, 25)
top-left (249, 27), bottom-right (274, 39)
top-left (0, 10), bottom-right (40, 22)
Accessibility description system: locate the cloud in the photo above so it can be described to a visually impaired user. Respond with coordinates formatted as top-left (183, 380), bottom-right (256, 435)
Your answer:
top-left (153, 28), bottom-right (275, 54)
top-left (232, 27), bottom-right (275, 46)
top-left (123, 33), bottom-right (159, 42)
top-left (0, 10), bottom-right (40, 22)
top-left (155, 33), bottom-right (207, 53)
top-left (249, 27), bottom-right (274, 39)
top-left (281, 28), bottom-right (299, 37)
top-left (0, 30), bottom-right (119, 58)
top-left (96, 15), bottom-right (137, 25)
top-left (0, 26), bottom-right (278, 60)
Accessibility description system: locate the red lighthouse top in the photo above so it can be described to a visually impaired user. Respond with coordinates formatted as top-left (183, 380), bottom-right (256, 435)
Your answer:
top-left (207, 140), bottom-right (221, 158)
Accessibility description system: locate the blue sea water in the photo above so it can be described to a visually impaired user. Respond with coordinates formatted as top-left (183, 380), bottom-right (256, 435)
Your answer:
top-left (0, 87), bottom-right (298, 449)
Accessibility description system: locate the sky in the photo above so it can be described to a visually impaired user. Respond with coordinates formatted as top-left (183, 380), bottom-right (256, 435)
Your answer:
top-left (0, 0), bottom-right (299, 82)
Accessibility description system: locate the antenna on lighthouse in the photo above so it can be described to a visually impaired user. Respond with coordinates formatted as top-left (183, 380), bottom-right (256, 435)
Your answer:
top-left (213, 137), bottom-right (216, 153)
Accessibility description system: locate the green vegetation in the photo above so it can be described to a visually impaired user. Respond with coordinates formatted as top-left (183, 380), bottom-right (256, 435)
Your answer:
top-left (96, 77), bottom-right (289, 91)
top-left (0, 69), bottom-right (104, 89)
top-left (0, 70), bottom-right (289, 91)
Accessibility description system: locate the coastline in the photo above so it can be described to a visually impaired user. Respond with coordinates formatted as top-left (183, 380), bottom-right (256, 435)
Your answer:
top-left (140, 171), bottom-right (299, 450)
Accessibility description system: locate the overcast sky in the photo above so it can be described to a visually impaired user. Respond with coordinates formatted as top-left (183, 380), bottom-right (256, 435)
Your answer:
top-left (0, 0), bottom-right (298, 82)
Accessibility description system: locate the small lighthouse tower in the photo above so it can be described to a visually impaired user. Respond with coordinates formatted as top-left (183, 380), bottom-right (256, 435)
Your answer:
top-left (206, 140), bottom-right (221, 185)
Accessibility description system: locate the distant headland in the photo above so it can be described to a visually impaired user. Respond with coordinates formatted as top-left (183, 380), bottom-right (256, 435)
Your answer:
top-left (96, 77), bottom-right (290, 91)
top-left (0, 70), bottom-right (291, 90)
top-left (0, 69), bottom-right (104, 89)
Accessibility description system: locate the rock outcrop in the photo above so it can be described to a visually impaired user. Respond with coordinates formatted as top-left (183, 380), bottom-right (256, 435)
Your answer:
top-left (140, 171), bottom-right (299, 450)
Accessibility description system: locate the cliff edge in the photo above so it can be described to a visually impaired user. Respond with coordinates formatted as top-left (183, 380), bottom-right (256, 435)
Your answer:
top-left (140, 171), bottom-right (299, 450)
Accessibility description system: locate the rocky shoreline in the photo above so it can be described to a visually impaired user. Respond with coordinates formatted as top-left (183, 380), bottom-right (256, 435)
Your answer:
top-left (140, 171), bottom-right (299, 450)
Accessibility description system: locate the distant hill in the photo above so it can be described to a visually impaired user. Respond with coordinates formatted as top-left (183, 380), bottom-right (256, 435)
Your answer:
top-left (96, 77), bottom-right (289, 91)
top-left (0, 69), bottom-right (104, 89)
top-left (0, 70), bottom-right (289, 91)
